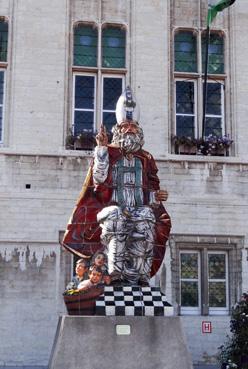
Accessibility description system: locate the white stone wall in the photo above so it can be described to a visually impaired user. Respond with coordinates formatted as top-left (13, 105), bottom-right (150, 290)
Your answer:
top-left (181, 316), bottom-right (230, 365)
top-left (0, 243), bottom-right (67, 366)
top-left (2, 0), bottom-right (69, 151)
top-left (232, 0), bottom-right (248, 158)
top-left (131, 0), bottom-right (169, 158)
top-left (0, 0), bottom-right (248, 366)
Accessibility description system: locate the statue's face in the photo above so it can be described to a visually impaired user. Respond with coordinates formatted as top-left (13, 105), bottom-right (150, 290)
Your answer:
top-left (94, 253), bottom-right (105, 267)
top-left (76, 263), bottom-right (87, 278)
top-left (89, 270), bottom-right (102, 284)
top-left (111, 121), bottom-right (144, 153)
top-left (119, 121), bottom-right (139, 135)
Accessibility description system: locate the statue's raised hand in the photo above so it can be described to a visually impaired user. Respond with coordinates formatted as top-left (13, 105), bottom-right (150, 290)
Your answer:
top-left (95, 124), bottom-right (108, 147)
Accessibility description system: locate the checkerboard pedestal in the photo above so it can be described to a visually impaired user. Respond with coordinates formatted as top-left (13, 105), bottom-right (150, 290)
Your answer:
top-left (96, 286), bottom-right (174, 316)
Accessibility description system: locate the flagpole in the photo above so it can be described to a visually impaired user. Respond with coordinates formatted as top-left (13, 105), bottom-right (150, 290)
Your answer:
top-left (202, 25), bottom-right (210, 140)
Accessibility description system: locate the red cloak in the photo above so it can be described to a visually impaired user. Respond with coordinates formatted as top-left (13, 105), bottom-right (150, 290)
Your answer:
top-left (62, 145), bottom-right (171, 277)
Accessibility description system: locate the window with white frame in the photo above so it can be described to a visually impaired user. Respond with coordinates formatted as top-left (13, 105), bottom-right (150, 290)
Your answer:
top-left (208, 251), bottom-right (228, 315)
top-left (175, 80), bottom-right (197, 138)
top-left (71, 22), bottom-right (126, 147)
top-left (0, 17), bottom-right (8, 143)
top-left (171, 236), bottom-right (243, 316)
top-left (204, 81), bottom-right (224, 137)
top-left (180, 250), bottom-right (201, 315)
top-left (73, 74), bottom-right (96, 136)
top-left (180, 250), bottom-right (229, 315)
top-left (173, 29), bottom-right (226, 147)
top-left (102, 75), bottom-right (124, 131)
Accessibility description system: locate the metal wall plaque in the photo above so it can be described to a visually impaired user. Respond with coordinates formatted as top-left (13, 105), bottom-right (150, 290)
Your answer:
top-left (116, 325), bottom-right (131, 335)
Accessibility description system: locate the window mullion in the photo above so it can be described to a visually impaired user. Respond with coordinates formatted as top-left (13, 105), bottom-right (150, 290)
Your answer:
top-left (221, 84), bottom-right (225, 135)
top-left (0, 70), bottom-right (5, 143)
top-left (198, 75), bottom-right (203, 139)
top-left (197, 32), bottom-right (202, 139)
top-left (194, 80), bottom-right (198, 138)
top-left (201, 248), bottom-right (209, 315)
top-left (95, 26), bottom-right (102, 131)
top-left (72, 73), bottom-right (76, 134)
top-left (98, 25), bottom-right (102, 69)
top-left (96, 70), bottom-right (101, 130)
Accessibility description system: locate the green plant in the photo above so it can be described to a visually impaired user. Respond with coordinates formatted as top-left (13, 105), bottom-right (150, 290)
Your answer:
top-left (218, 293), bottom-right (248, 369)
top-left (65, 129), bottom-right (113, 150)
top-left (172, 134), bottom-right (233, 156)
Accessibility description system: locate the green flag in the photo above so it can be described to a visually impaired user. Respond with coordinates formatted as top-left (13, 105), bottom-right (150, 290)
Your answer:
top-left (207, 0), bottom-right (236, 26)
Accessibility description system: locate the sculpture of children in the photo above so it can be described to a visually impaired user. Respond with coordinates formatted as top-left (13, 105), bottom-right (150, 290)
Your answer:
top-left (66, 258), bottom-right (89, 290)
top-left (77, 266), bottom-right (103, 291)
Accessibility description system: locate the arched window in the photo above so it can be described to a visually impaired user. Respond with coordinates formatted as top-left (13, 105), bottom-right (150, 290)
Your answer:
top-left (102, 26), bottom-right (126, 68)
top-left (174, 31), bottom-right (197, 73)
top-left (73, 23), bottom-right (97, 67)
top-left (202, 32), bottom-right (224, 74)
top-left (71, 23), bottom-right (126, 149)
top-left (0, 18), bottom-right (8, 62)
top-left (173, 29), bottom-right (226, 154)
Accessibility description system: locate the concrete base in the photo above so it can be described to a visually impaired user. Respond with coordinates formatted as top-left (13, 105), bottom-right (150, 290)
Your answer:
top-left (49, 315), bottom-right (193, 369)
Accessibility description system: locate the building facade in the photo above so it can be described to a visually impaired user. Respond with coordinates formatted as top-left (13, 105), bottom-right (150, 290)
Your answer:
top-left (0, 0), bottom-right (247, 367)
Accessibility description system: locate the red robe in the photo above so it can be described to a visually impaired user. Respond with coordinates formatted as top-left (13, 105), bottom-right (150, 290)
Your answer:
top-left (62, 145), bottom-right (171, 277)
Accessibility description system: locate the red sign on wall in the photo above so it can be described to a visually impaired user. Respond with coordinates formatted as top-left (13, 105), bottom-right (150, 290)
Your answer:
top-left (202, 321), bottom-right (212, 333)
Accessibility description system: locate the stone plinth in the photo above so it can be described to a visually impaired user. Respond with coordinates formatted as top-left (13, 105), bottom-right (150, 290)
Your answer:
top-left (49, 315), bottom-right (193, 369)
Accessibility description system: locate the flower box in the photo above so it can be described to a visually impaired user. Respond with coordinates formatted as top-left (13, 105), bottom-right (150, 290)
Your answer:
top-left (172, 134), bottom-right (233, 157)
top-left (175, 143), bottom-right (197, 155)
top-left (66, 130), bottom-right (96, 151)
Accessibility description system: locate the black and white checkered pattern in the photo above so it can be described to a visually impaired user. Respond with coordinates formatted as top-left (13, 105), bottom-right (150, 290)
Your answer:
top-left (95, 286), bottom-right (174, 316)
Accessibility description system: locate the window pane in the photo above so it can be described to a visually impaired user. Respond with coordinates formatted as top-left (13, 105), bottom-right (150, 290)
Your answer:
top-left (103, 78), bottom-right (123, 110)
top-left (0, 71), bottom-right (4, 104)
top-left (74, 111), bottom-right (94, 134)
top-left (103, 112), bottom-right (116, 131)
top-left (202, 33), bottom-right (224, 74)
top-left (174, 31), bottom-right (197, 72)
top-left (0, 20), bottom-right (8, 62)
top-left (205, 117), bottom-right (222, 137)
top-left (75, 76), bottom-right (95, 109)
top-left (74, 25), bottom-right (97, 67)
top-left (208, 254), bottom-right (226, 279)
top-left (102, 27), bottom-right (126, 68)
top-left (206, 83), bottom-right (222, 115)
top-left (209, 282), bottom-right (226, 307)
top-left (181, 281), bottom-right (199, 307)
top-left (176, 116), bottom-right (195, 137)
top-left (181, 253), bottom-right (198, 279)
top-left (176, 81), bottom-right (194, 114)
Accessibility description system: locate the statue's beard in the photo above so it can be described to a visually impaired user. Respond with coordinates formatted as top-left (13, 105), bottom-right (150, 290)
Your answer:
top-left (112, 126), bottom-right (144, 153)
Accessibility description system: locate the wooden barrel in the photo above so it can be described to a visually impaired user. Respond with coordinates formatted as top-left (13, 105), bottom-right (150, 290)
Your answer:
top-left (64, 286), bottom-right (104, 315)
